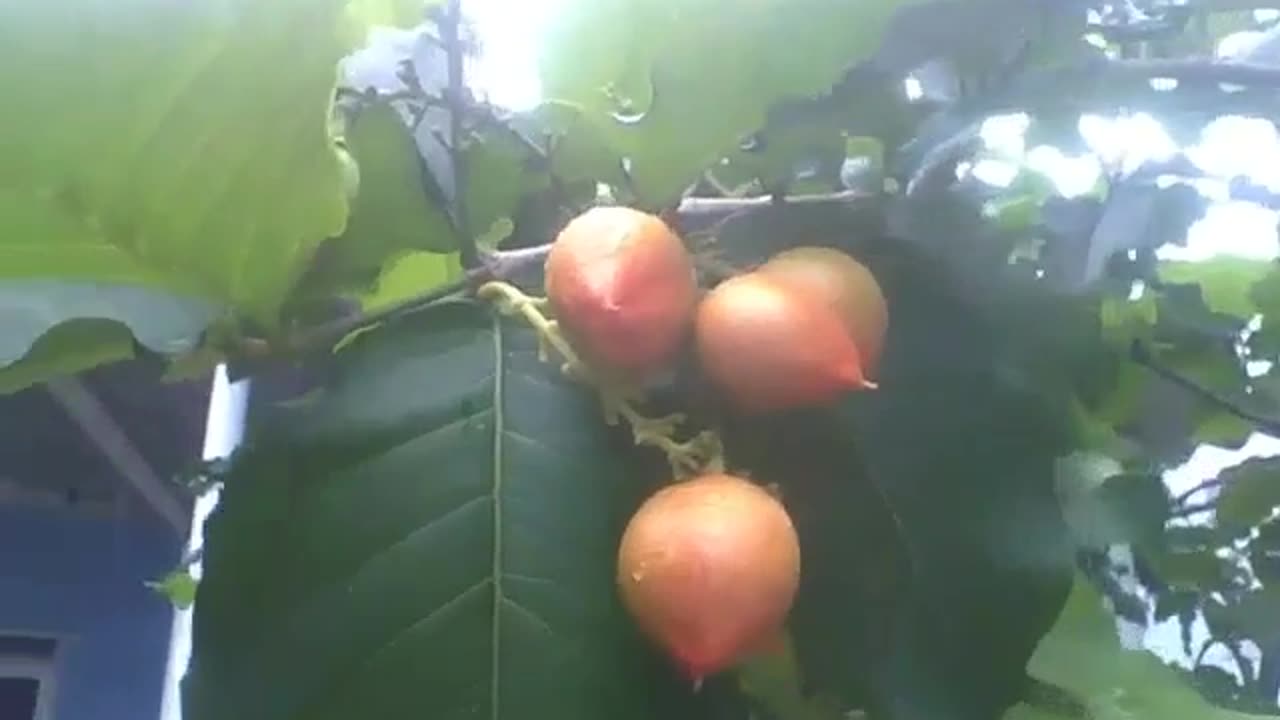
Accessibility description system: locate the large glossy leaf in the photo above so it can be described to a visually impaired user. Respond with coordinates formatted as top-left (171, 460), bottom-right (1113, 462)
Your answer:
top-left (842, 246), bottom-right (1076, 720)
top-left (1005, 574), bottom-right (1273, 720)
top-left (535, 0), bottom-right (913, 206)
top-left (719, 405), bottom-right (910, 715)
top-left (0, 0), bottom-right (429, 387)
top-left (183, 299), bottom-right (714, 720)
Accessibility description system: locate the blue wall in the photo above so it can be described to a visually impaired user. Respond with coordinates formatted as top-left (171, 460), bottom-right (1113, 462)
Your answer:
top-left (0, 504), bottom-right (181, 720)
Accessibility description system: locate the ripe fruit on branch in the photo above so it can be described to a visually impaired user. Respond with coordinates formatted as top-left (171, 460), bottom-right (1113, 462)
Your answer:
top-left (758, 246), bottom-right (888, 377)
top-left (616, 473), bottom-right (801, 682)
top-left (694, 272), bottom-right (876, 414)
top-left (543, 205), bottom-right (697, 378)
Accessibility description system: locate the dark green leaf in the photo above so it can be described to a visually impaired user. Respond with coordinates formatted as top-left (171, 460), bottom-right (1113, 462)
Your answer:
top-left (1056, 452), bottom-right (1171, 550)
top-left (1146, 548), bottom-right (1238, 594)
top-left (1215, 456), bottom-right (1280, 532)
top-left (1219, 588), bottom-right (1280, 646)
top-left (184, 299), bottom-right (711, 720)
top-left (1250, 519), bottom-right (1280, 583)
top-left (720, 405), bottom-right (910, 715)
top-left (841, 254), bottom-right (1076, 720)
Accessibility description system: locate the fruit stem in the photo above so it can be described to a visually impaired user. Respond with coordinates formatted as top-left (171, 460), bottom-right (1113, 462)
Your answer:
top-left (477, 281), bottom-right (725, 479)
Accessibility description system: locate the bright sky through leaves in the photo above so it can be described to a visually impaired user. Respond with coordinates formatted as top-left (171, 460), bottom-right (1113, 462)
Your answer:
top-left (465, 0), bottom-right (559, 111)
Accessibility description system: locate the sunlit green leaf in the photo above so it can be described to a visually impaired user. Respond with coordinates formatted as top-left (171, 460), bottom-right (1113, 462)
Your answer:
top-left (1159, 259), bottom-right (1272, 320)
top-left (0, 281), bottom-right (219, 391)
top-left (464, 129), bottom-right (551, 241)
top-left (0, 0), bottom-right (427, 391)
top-left (346, 102), bottom-right (459, 257)
top-left (0, 318), bottom-right (135, 395)
top-left (148, 570), bottom-right (200, 611)
top-left (359, 250), bottom-right (463, 313)
top-left (344, 0), bottom-right (439, 32)
top-left (1100, 294), bottom-right (1157, 347)
top-left (536, 0), bottom-right (913, 206)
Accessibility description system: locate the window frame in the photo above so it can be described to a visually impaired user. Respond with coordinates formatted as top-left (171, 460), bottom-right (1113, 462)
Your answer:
top-left (0, 632), bottom-right (62, 720)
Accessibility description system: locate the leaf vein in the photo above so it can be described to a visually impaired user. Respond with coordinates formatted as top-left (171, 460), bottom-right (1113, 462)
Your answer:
top-left (351, 577), bottom-right (490, 677)
top-left (341, 493), bottom-right (488, 596)
top-left (502, 596), bottom-right (556, 639)
top-left (489, 312), bottom-right (506, 720)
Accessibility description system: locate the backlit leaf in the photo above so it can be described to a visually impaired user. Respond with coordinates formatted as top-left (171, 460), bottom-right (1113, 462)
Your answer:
top-left (1159, 258), bottom-right (1273, 321)
top-left (1005, 574), bottom-right (1270, 720)
top-left (0, 0), bottom-right (427, 389)
top-left (535, 0), bottom-right (913, 206)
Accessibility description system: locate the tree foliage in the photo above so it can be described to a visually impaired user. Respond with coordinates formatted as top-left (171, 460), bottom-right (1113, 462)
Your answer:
top-left (8, 1), bottom-right (1280, 719)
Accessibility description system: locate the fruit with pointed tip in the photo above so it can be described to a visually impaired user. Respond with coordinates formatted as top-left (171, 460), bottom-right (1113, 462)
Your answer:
top-left (616, 473), bottom-right (801, 682)
top-left (694, 272), bottom-right (876, 414)
top-left (543, 205), bottom-right (697, 378)
top-left (758, 246), bottom-right (888, 378)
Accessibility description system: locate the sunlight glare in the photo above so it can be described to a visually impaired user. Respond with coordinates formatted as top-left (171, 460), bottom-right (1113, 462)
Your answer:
top-left (1025, 145), bottom-right (1102, 198)
top-left (970, 159), bottom-right (1020, 188)
top-left (978, 112), bottom-right (1031, 156)
top-left (1186, 116), bottom-right (1280, 192)
top-left (1078, 112), bottom-right (1177, 176)
top-left (465, 0), bottom-right (563, 111)
top-left (1159, 201), bottom-right (1280, 263)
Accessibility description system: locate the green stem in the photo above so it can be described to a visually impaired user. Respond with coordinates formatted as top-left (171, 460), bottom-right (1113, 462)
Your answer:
top-left (476, 280), bottom-right (724, 479)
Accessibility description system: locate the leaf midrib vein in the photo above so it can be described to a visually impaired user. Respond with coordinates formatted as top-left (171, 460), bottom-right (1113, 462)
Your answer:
top-left (489, 313), bottom-right (506, 720)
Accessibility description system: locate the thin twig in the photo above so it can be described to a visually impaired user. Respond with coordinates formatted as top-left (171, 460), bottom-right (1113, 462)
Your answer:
top-left (230, 244), bottom-right (535, 371)
top-left (227, 187), bottom-right (875, 376)
top-left (440, 0), bottom-right (476, 269)
top-left (678, 188), bottom-right (874, 216)
top-left (1104, 58), bottom-right (1280, 89)
top-left (1130, 340), bottom-right (1280, 437)
top-left (476, 281), bottom-right (724, 479)
top-left (1170, 500), bottom-right (1217, 519)
top-left (1172, 477), bottom-right (1224, 509)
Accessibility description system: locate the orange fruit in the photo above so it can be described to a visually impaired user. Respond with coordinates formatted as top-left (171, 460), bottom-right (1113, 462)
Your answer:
top-left (694, 272), bottom-right (875, 414)
top-left (758, 246), bottom-right (888, 378)
top-left (544, 206), bottom-right (697, 378)
top-left (617, 473), bottom-right (801, 682)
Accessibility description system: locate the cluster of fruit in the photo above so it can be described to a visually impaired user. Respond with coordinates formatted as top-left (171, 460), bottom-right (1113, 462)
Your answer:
top-left (492, 204), bottom-right (889, 685)
top-left (543, 205), bottom-right (886, 415)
